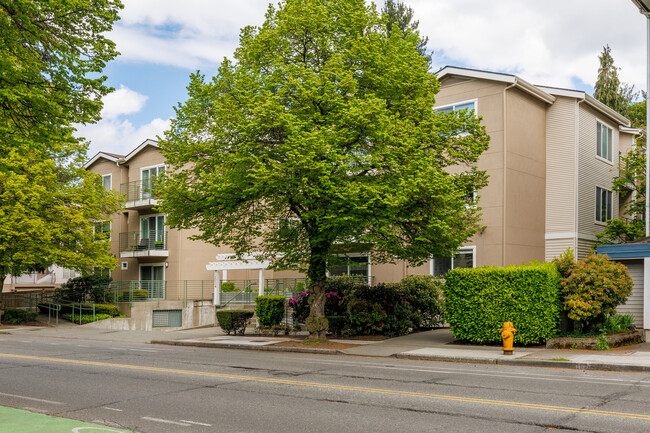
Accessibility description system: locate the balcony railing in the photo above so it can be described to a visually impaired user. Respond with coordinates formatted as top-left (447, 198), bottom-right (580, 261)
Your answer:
top-left (120, 180), bottom-right (161, 208)
top-left (119, 231), bottom-right (168, 257)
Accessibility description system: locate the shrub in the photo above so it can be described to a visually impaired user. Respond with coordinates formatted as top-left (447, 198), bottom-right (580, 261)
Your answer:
top-left (600, 313), bottom-right (636, 334)
top-left (221, 282), bottom-right (237, 292)
top-left (93, 304), bottom-right (121, 317)
top-left (326, 316), bottom-right (347, 336)
top-left (216, 310), bottom-right (253, 335)
top-left (398, 275), bottom-right (445, 329)
top-left (556, 253), bottom-right (633, 330)
top-left (62, 313), bottom-right (112, 324)
top-left (347, 299), bottom-right (386, 335)
top-left (255, 296), bottom-right (286, 326)
top-left (288, 276), bottom-right (355, 323)
top-left (444, 262), bottom-right (561, 344)
top-left (117, 289), bottom-right (149, 302)
top-left (56, 275), bottom-right (112, 303)
top-left (349, 283), bottom-right (411, 337)
top-left (2, 308), bottom-right (37, 324)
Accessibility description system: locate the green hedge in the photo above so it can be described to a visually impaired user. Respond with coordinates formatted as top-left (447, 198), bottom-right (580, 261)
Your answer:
top-left (62, 313), bottom-right (113, 324)
top-left (444, 263), bottom-right (561, 344)
top-left (255, 296), bottom-right (286, 326)
top-left (221, 282), bottom-right (237, 292)
top-left (216, 310), bottom-right (254, 335)
top-left (117, 289), bottom-right (149, 302)
top-left (2, 308), bottom-right (37, 324)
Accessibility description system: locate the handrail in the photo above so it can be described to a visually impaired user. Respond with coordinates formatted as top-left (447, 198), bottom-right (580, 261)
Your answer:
top-left (70, 303), bottom-right (96, 324)
top-left (38, 303), bottom-right (61, 326)
top-left (218, 283), bottom-right (257, 308)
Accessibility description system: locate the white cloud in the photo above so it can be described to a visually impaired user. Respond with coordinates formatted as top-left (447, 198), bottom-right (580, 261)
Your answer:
top-left (101, 84), bottom-right (149, 119)
top-left (78, 117), bottom-right (171, 158)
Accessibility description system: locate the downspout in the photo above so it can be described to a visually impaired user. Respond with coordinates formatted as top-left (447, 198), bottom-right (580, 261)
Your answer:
top-left (502, 82), bottom-right (516, 266)
top-left (574, 98), bottom-right (585, 259)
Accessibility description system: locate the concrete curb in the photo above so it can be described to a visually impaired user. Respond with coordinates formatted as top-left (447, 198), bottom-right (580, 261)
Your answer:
top-left (152, 339), bottom-right (650, 373)
top-left (393, 353), bottom-right (650, 373)
top-left (151, 340), bottom-right (344, 355)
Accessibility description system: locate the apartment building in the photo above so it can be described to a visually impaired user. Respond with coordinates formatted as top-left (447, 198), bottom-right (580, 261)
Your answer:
top-left (434, 66), bottom-right (637, 270)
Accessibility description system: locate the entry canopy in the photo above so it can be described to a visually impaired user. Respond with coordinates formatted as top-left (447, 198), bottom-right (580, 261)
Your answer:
top-left (206, 253), bottom-right (272, 271)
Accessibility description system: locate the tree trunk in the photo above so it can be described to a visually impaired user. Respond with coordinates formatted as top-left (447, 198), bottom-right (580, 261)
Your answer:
top-left (306, 246), bottom-right (329, 340)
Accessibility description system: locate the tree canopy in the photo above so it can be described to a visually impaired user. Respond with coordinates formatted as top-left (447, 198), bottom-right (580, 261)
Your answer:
top-left (159, 0), bottom-right (489, 338)
top-left (0, 0), bottom-right (124, 288)
top-left (594, 45), bottom-right (636, 117)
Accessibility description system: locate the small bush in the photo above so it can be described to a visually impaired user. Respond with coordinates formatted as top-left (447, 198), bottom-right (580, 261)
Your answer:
top-left (216, 310), bottom-right (253, 335)
top-left (444, 262), bottom-right (561, 344)
top-left (348, 299), bottom-right (386, 335)
top-left (600, 313), bottom-right (636, 334)
top-left (556, 252), bottom-right (633, 330)
top-left (117, 289), bottom-right (149, 302)
top-left (221, 282), bottom-right (237, 292)
top-left (326, 316), bottom-right (347, 336)
top-left (93, 304), bottom-right (121, 317)
top-left (255, 296), bottom-right (286, 326)
top-left (2, 308), bottom-right (37, 324)
top-left (398, 275), bottom-right (445, 329)
top-left (62, 313), bottom-right (113, 324)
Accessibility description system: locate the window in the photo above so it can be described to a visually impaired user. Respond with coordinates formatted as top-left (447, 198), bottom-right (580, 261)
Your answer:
top-left (330, 256), bottom-right (369, 278)
top-left (62, 268), bottom-right (78, 279)
top-left (94, 221), bottom-right (111, 241)
top-left (596, 186), bottom-right (612, 223)
top-left (93, 267), bottom-right (111, 278)
top-left (141, 165), bottom-right (166, 199)
top-left (102, 174), bottom-right (112, 191)
top-left (435, 100), bottom-right (476, 114)
top-left (140, 214), bottom-right (166, 248)
top-left (596, 121), bottom-right (613, 162)
top-left (431, 247), bottom-right (475, 277)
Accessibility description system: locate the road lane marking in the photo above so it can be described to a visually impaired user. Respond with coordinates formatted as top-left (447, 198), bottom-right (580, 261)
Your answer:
top-left (0, 391), bottom-right (64, 405)
top-left (181, 420), bottom-right (213, 426)
top-left (142, 416), bottom-right (191, 426)
top-left (2, 352), bottom-right (650, 421)
top-left (102, 407), bottom-right (123, 411)
top-left (128, 349), bottom-right (158, 353)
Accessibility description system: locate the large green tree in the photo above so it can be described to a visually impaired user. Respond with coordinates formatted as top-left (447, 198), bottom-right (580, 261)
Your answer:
top-left (594, 45), bottom-right (636, 116)
top-left (160, 0), bottom-right (489, 339)
top-left (594, 45), bottom-right (645, 246)
top-left (382, 0), bottom-right (431, 66)
top-left (0, 0), bottom-right (124, 290)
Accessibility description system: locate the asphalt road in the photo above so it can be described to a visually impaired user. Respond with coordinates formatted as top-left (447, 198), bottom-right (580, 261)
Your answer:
top-left (0, 333), bottom-right (649, 433)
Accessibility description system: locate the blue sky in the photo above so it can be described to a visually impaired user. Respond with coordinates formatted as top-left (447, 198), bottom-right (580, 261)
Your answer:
top-left (76, 0), bottom-right (649, 158)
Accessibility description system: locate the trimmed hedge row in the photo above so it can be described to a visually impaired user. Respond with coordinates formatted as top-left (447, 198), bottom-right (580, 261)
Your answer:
top-left (254, 296), bottom-right (286, 326)
top-left (216, 310), bottom-right (254, 335)
top-left (2, 308), bottom-right (37, 324)
top-left (444, 262), bottom-right (561, 344)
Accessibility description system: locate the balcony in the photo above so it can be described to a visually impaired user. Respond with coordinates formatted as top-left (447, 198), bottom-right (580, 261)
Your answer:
top-left (120, 180), bottom-right (161, 209)
top-left (119, 231), bottom-right (169, 258)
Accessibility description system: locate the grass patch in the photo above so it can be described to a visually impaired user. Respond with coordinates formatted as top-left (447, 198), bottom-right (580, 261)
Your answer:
top-left (548, 357), bottom-right (570, 361)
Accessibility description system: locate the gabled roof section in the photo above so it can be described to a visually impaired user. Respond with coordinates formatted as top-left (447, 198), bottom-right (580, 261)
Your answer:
top-left (123, 138), bottom-right (160, 162)
top-left (436, 66), bottom-right (556, 105)
top-left (537, 86), bottom-right (631, 127)
top-left (84, 151), bottom-right (124, 169)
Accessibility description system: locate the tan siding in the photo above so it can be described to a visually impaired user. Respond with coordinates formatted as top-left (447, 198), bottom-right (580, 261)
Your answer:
top-left (577, 105), bottom-right (619, 237)
top-left (545, 97), bottom-right (576, 233)
top-left (576, 238), bottom-right (594, 260)
top-left (545, 238), bottom-right (574, 262)
top-left (617, 260), bottom-right (644, 328)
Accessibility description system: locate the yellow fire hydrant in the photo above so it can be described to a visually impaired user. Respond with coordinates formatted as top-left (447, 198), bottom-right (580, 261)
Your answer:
top-left (500, 322), bottom-right (516, 355)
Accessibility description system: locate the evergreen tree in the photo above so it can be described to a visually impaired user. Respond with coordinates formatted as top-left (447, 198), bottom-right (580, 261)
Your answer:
top-left (382, 0), bottom-right (431, 66)
top-left (594, 45), bottom-right (635, 116)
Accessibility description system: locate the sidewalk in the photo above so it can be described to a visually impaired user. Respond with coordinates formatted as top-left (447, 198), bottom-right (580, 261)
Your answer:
top-left (4, 321), bottom-right (650, 373)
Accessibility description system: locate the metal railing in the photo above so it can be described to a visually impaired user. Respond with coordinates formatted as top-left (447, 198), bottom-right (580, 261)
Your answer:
top-left (120, 179), bottom-right (161, 203)
top-left (119, 231), bottom-right (168, 252)
top-left (10, 272), bottom-right (56, 285)
top-left (38, 302), bottom-right (60, 325)
top-left (1, 292), bottom-right (55, 311)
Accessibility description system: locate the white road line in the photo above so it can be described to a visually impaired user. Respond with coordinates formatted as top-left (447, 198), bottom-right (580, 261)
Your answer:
top-left (48, 343), bottom-right (60, 345)
top-left (128, 349), bottom-right (158, 353)
top-left (102, 407), bottom-right (123, 411)
top-left (142, 417), bottom-right (191, 426)
top-left (0, 392), bottom-right (64, 405)
top-left (77, 345), bottom-right (90, 348)
top-left (20, 341), bottom-right (32, 343)
top-left (180, 420), bottom-right (212, 426)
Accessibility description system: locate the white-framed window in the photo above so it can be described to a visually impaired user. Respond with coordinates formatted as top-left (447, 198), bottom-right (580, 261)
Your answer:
top-left (102, 174), bottom-right (112, 191)
top-left (430, 246), bottom-right (476, 277)
top-left (121, 261), bottom-right (128, 270)
top-left (62, 268), bottom-right (78, 279)
top-left (596, 121), bottom-right (613, 162)
top-left (596, 186), bottom-right (613, 223)
top-left (330, 255), bottom-right (369, 278)
top-left (435, 99), bottom-right (477, 114)
top-left (94, 221), bottom-right (111, 241)
top-left (141, 164), bottom-right (166, 199)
